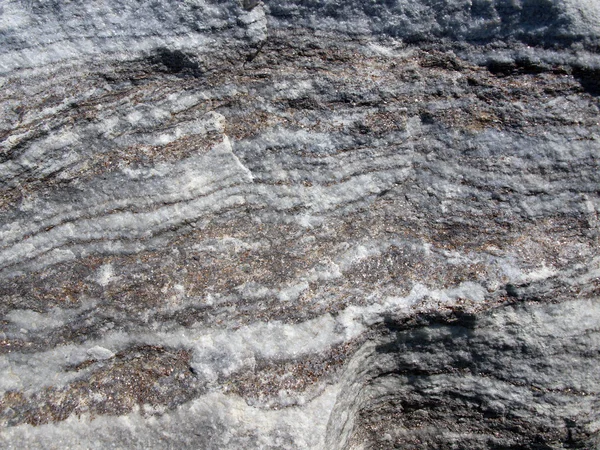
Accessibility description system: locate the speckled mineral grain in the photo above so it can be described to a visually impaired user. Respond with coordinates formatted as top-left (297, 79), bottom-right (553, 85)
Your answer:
top-left (1, 1), bottom-right (599, 449)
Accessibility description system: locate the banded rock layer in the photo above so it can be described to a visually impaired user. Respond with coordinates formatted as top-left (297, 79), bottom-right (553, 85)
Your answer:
top-left (1, 1), bottom-right (599, 449)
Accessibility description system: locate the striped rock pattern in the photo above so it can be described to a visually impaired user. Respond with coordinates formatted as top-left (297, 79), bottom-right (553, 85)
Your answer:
top-left (1, 1), bottom-right (599, 448)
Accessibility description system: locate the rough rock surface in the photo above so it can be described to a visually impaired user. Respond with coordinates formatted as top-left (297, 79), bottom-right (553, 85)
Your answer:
top-left (0, 1), bottom-right (599, 448)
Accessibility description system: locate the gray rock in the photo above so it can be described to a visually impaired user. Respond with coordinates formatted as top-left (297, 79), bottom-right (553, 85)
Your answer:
top-left (0, 0), bottom-right (599, 448)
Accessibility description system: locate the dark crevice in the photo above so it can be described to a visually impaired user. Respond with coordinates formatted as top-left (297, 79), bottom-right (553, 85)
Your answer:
top-left (149, 48), bottom-right (203, 77)
top-left (572, 66), bottom-right (600, 96)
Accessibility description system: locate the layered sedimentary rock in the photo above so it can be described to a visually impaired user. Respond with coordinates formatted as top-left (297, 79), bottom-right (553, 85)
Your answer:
top-left (0, 1), bottom-right (599, 448)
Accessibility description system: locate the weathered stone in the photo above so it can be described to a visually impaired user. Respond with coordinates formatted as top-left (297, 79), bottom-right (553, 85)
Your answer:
top-left (0, 1), bottom-right (599, 448)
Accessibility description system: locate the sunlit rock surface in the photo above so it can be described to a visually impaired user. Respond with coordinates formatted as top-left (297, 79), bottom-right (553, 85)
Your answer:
top-left (1, 1), bottom-right (599, 448)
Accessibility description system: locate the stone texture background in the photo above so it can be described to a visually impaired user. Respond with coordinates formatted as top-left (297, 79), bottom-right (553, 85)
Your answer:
top-left (0, 1), bottom-right (599, 448)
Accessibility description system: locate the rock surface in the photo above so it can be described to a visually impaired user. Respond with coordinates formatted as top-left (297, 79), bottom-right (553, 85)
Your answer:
top-left (1, 1), bottom-right (599, 448)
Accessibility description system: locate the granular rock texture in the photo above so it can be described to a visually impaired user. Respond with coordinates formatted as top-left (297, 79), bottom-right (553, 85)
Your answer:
top-left (0, 1), bottom-right (599, 448)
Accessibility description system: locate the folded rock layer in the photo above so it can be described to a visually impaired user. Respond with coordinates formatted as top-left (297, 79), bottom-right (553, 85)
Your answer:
top-left (0, 1), bottom-right (599, 448)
